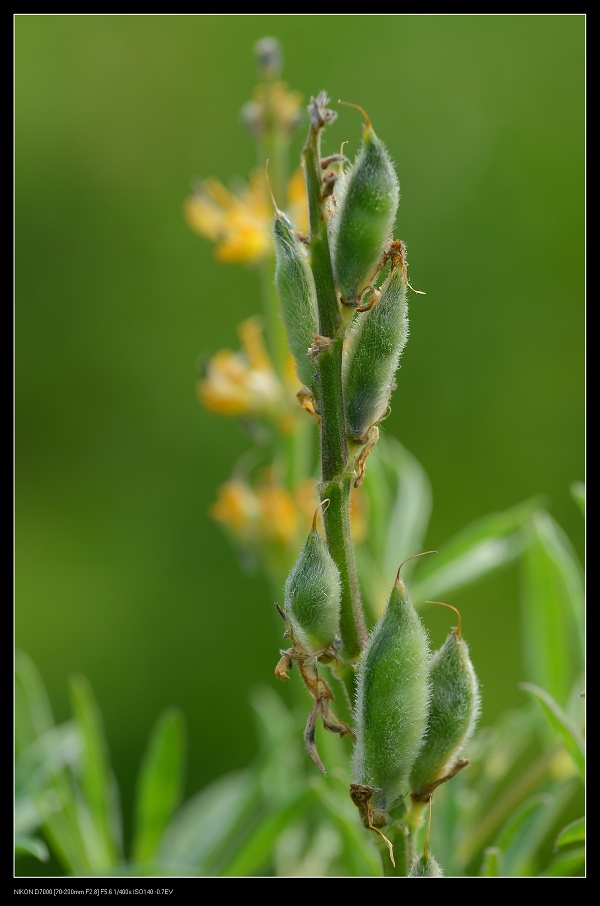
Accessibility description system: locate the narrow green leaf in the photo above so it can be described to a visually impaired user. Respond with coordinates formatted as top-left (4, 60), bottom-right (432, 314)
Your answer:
top-left (494, 784), bottom-right (578, 876)
top-left (247, 685), bottom-right (311, 800)
top-left (14, 655), bottom-right (93, 873)
top-left (412, 499), bottom-right (542, 602)
top-left (15, 650), bottom-right (55, 753)
top-left (70, 674), bottom-right (122, 869)
top-left (379, 437), bottom-right (432, 582)
top-left (37, 781), bottom-right (97, 876)
top-left (520, 683), bottom-right (585, 778)
top-left (131, 709), bottom-right (186, 865)
top-left (358, 434), bottom-right (432, 616)
top-left (15, 722), bottom-right (80, 800)
top-left (457, 705), bottom-right (547, 867)
top-left (479, 846), bottom-right (502, 877)
top-left (221, 785), bottom-right (317, 877)
top-left (158, 769), bottom-right (259, 872)
top-left (541, 847), bottom-right (585, 877)
top-left (554, 817), bottom-right (585, 850)
top-left (76, 862), bottom-right (195, 877)
top-left (15, 795), bottom-right (42, 838)
top-left (520, 512), bottom-right (584, 705)
top-left (14, 835), bottom-right (49, 863)
top-left (570, 481), bottom-right (585, 518)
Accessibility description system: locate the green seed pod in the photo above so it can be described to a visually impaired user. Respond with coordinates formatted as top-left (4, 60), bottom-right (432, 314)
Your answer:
top-left (351, 566), bottom-right (430, 812)
top-left (409, 604), bottom-right (481, 800)
top-left (409, 851), bottom-right (444, 877)
top-left (342, 263), bottom-right (409, 442)
top-left (329, 104), bottom-right (399, 308)
top-left (273, 211), bottom-right (318, 389)
top-left (283, 503), bottom-right (341, 656)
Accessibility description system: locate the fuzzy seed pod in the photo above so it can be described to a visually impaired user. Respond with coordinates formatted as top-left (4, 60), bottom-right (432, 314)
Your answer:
top-left (283, 506), bottom-right (342, 656)
top-left (329, 107), bottom-right (399, 308)
top-left (342, 264), bottom-right (409, 442)
top-left (351, 570), bottom-right (430, 812)
top-left (409, 618), bottom-right (481, 801)
top-left (273, 211), bottom-right (318, 389)
top-left (409, 851), bottom-right (444, 877)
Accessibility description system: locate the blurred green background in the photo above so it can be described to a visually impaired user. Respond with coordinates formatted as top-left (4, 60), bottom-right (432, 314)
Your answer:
top-left (15, 13), bottom-right (584, 850)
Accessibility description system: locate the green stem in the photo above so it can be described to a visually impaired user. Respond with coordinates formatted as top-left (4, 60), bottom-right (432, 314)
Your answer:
top-left (321, 472), bottom-right (365, 667)
top-left (381, 823), bottom-right (414, 877)
top-left (302, 95), bottom-right (367, 689)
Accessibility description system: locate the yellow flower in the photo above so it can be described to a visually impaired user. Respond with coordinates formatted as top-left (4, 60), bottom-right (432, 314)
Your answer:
top-left (198, 317), bottom-right (283, 417)
top-left (209, 477), bottom-right (260, 543)
top-left (185, 167), bottom-right (308, 265)
top-left (256, 479), bottom-right (300, 548)
top-left (285, 166), bottom-right (309, 237)
top-left (209, 467), bottom-right (367, 572)
top-left (209, 469), bottom-right (300, 551)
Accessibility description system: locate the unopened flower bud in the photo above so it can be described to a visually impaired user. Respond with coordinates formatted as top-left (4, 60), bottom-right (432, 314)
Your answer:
top-left (283, 502), bottom-right (341, 656)
top-left (409, 604), bottom-right (481, 801)
top-left (329, 104), bottom-right (399, 308)
top-left (409, 851), bottom-right (444, 877)
top-left (342, 263), bottom-right (409, 443)
top-left (273, 211), bottom-right (318, 389)
top-left (254, 37), bottom-right (282, 80)
top-left (351, 567), bottom-right (430, 812)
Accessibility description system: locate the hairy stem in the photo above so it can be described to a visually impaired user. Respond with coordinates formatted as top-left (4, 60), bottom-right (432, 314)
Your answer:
top-left (302, 95), bottom-right (367, 691)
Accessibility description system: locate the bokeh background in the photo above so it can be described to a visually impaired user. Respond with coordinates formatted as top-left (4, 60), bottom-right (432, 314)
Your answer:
top-left (15, 14), bottom-right (585, 853)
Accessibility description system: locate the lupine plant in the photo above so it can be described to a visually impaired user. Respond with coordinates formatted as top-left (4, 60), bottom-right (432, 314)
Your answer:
top-left (182, 38), bottom-right (584, 877)
top-left (15, 38), bottom-right (584, 879)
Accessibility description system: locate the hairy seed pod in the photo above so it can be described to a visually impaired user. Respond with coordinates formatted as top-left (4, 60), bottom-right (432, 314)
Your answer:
top-left (329, 105), bottom-right (399, 308)
top-left (273, 211), bottom-right (318, 389)
top-left (342, 264), bottom-right (409, 442)
top-left (283, 505), bottom-right (341, 656)
top-left (351, 569), bottom-right (430, 812)
top-left (409, 612), bottom-right (481, 800)
top-left (409, 851), bottom-right (444, 877)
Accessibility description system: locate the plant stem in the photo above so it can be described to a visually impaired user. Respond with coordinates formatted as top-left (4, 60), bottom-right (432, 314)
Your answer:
top-left (382, 823), bottom-right (414, 877)
top-left (302, 96), bottom-right (367, 692)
